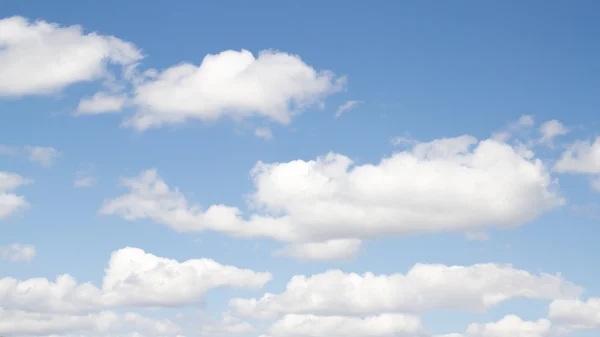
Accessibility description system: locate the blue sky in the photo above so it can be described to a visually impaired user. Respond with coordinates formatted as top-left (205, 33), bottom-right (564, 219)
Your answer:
top-left (1, 1), bottom-right (600, 336)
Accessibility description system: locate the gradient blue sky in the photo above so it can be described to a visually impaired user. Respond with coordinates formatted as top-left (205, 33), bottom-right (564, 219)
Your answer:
top-left (1, 1), bottom-right (600, 337)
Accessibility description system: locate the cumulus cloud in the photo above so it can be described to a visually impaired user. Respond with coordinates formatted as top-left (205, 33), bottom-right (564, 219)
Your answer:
top-left (0, 243), bottom-right (36, 263)
top-left (101, 135), bottom-right (562, 260)
top-left (123, 49), bottom-right (345, 130)
top-left (227, 263), bottom-right (581, 319)
top-left (267, 313), bottom-right (424, 337)
top-left (0, 16), bottom-right (142, 96)
top-left (334, 100), bottom-right (361, 118)
top-left (549, 298), bottom-right (600, 331)
top-left (538, 120), bottom-right (568, 146)
top-left (554, 137), bottom-right (600, 174)
top-left (76, 92), bottom-right (128, 115)
top-left (0, 171), bottom-right (31, 219)
top-left (0, 247), bottom-right (271, 313)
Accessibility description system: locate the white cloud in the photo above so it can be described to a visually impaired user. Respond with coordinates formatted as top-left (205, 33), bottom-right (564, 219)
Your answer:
top-left (334, 100), bottom-right (361, 118)
top-left (554, 137), bottom-right (600, 174)
top-left (549, 298), bottom-right (600, 331)
top-left (0, 243), bottom-right (36, 263)
top-left (255, 127), bottom-right (273, 140)
top-left (227, 263), bottom-right (581, 319)
top-left (0, 247), bottom-right (272, 312)
top-left (76, 92), bottom-right (128, 115)
top-left (390, 136), bottom-right (418, 147)
top-left (443, 315), bottom-right (552, 337)
top-left (0, 16), bottom-right (142, 96)
top-left (0, 145), bottom-right (60, 167)
top-left (492, 115), bottom-right (535, 142)
top-left (538, 120), bottom-right (568, 146)
top-left (0, 309), bottom-right (180, 337)
top-left (0, 171), bottom-right (31, 219)
top-left (124, 49), bottom-right (345, 130)
top-left (101, 247), bottom-right (272, 307)
top-left (101, 135), bottom-right (562, 260)
top-left (274, 239), bottom-right (361, 262)
top-left (26, 146), bottom-right (61, 167)
top-left (267, 313), bottom-right (424, 337)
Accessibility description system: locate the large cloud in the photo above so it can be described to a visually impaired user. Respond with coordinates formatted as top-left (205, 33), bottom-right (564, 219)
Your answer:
top-left (101, 135), bottom-right (562, 260)
top-left (548, 298), bottom-right (600, 331)
top-left (0, 16), bottom-right (142, 96)
top-left (0, 247), bottom-right (271, 313)
top-left (228, 263), bottom-right (581, 319)
top-left (0, 171), bottom-right (31, 219)
top-left (124, 49), bottom-right (345, 130)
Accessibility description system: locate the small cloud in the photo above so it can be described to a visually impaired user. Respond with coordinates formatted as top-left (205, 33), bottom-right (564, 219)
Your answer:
top-left (539, 120), bottom-right (569, 147)
top-left (517, 115), bottom-right (535, 127)
top-left (26, 146), bottom-right (61, 167)
top-left (254, 127), bottom-right (273, 140)
top-left (335, 100), bottom-right (362, 118)
top-left (76, 92), bottom-right (127, 115)
top-left (0, 243), bottom-right (36, 263)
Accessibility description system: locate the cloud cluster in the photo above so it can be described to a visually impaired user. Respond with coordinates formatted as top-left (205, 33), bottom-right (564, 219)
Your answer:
top-left (0, 171), bottom-right (31, 219)
top-left (101, 134), bottom-right (562, 260)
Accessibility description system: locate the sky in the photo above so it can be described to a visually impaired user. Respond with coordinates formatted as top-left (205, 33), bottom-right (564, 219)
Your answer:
top-left (1, 1), bottom-right (600, 336)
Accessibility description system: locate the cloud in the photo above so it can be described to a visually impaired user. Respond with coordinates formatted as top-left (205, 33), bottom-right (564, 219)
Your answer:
top-left (549, 298), bottom-right (600, 331)
top-left (0, 310), bottom-right (181, 337)
top-left (101, 135), bottom-right (562, 260)
top-left (0, 16), bottom-right (142, 96)
top-left (0, 171), bottom-right (31, 219)
top-left (76, 92), bottom-right (128, 115)
top-left (538, 120), bottom-right (568, 146)
top-left (440, 315), bottom-right (552, 337)
top-left (26, 146), bottom-right (61, 167)
top-left (554, 137), bottom-right (600, 174)
top-left (255, 127), bottom-right (273, 140)
top-left (0, 247), bottom-right (271, 313)
top-left (227, 263), bottom-right (581, 319)
top-left (491, 114), bottom-right (535, 142)
top-left (266, 313), bottom-right (424, 337)
top-left (0, 244), bottom-right (36, 263)
top-left (465, 232), bottom-right (489, 241)
top-left (121, 49), bottom-right (345, 130)
top-left (390, 136), bottom-right (418, 147)
top-left (334, 100), bottom-right (361, 118)
top-left (274, 239), bottom-right (361, 262)
top-left (0, 145), bottom-right (60, 167)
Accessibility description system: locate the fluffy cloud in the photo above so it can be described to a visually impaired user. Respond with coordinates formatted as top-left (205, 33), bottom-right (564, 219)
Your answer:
top-left (0, 171), bottom-right (31, 219)
top-left (0, 309), bottom-right (180, 337)
top-left (227, 263), bottom-right (581, 319)
top-left (266, 313), bottom-right (424, 337)
top-left (101, 135), bottom-right (561, 260)
top-left (124, 49), bottom-right (345, 130)
top-left (0, 16), bottom-right (142, 96)
top-left (549, 298), bottom-right (600, 331)
top-left (538, 120), bottom-right (568, 146)
top-left (76, 92), bottom-right (128, 115)
top-left (554, 137), bottom-right (600, 174)
top-left (0, 243), bottom-right (36, 263)
top-left (441, 315), bottom-right (552, 337)
top-left (0, 247), bottom-right (271, 313)
top-left (101, 247), bottom-right (272, 307)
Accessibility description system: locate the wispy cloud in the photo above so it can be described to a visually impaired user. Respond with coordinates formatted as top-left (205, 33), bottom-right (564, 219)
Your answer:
top-left (335, 100), bottom-right (362, 118)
